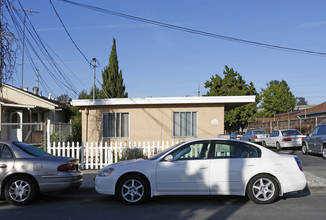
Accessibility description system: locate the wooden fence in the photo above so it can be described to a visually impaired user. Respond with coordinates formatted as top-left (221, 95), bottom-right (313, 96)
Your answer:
top-left (46, 141), bottom-right (179, 170)
top-left (247, 116), bottom-right (326, 134)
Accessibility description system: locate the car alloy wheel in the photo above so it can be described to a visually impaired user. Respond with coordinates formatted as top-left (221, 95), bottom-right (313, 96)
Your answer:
top-left (302, 143), bottom-right (308, 155)
top-left (276, 142), bottom-right (282, 151)
top-left (117, 175), bottom-right (149, 205)
top-left (322, 147), bottom-right (326, 159)
top-left (247, 174), bottom-right (279, 204)
top-left (4, 175), bottom-right (37, 206)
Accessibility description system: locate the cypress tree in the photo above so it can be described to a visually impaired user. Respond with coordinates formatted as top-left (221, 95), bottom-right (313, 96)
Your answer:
top-left (102, 38), bottom-right (128, 98)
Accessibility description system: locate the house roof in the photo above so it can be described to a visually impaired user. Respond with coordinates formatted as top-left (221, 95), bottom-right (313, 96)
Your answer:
top-left (1, 83), bottom-right (69, 109)
top-left (71, 96), bottom-right (256, 110)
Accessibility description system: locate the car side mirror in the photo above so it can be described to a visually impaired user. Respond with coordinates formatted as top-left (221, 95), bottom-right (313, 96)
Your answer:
top-left (306, 133), bottom-right (310, 137)
top-left (164, 155), bottom-right (174, 162)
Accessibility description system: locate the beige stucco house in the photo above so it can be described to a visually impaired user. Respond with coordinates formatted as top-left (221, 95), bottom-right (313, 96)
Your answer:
top-left (71, 96), bottom-right (255, 144)
top-left (0, 83), bottom-right (69, 143)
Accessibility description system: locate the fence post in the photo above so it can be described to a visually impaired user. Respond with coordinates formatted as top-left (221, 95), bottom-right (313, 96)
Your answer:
top-left (47, 119), bottom-right (51, 152)
top-left (80, 142), bottom-right (85, 170)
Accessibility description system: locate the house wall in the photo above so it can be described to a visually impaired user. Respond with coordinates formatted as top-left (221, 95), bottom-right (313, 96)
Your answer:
top-left (80, 103), bottom-right (225, 143)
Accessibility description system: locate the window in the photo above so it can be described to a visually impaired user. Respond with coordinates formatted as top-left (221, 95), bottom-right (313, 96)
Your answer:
top-left (311, 126), bottom-right (319, 136)
top-left (318, 125), bottom-right (326, 135)
top-left (173, 112), bottom-right (197, 137)
top-left (0, 144), bottom-right (14, 158)
top-left (170, 141), bottom-right (211, 160)
top-left (213, 141), bottom-right (261, 158)
top-left (102, 112), bottom-right (129, 138)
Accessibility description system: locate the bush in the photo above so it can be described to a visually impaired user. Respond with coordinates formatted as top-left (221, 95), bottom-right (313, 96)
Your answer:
top-left (119, 147), bottom-right (146, 161)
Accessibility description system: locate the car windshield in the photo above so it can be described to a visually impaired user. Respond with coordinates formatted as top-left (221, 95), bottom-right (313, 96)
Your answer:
top-left (254, 130), bottom-right (267, 134)
top-left (149, 142), bottom-right (184, 160)
top-left (13, 142), bottom-right (50, 156)
top-left (281, 130), bottom-right (302, 136)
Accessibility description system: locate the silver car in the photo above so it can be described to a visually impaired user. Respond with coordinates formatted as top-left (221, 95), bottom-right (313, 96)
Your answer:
top-left (262, 129), bottom-right (305, 151)
top-left (230, 131), bottom-right (245, 140)
top-left (241, 129), bottom-right (268, 144)
top-left (302, 124), bottom-right (326, 159)
top-left (0, 141), bottom-right (83, 205)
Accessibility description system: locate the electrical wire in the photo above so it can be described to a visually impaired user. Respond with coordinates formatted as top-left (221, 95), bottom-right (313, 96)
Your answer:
top-left (5, 0), bottom-right (82, 99)
top-left (49, 0), bottom-right (93, 66)
top-left (59, 0), bottom-right (326, 57)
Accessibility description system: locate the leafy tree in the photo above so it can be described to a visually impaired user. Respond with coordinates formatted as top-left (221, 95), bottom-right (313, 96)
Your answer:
top-left (89, 85), bottom-right (106, 99)
top-left (102, 38), bottom-right (128, 98)
top-left (0, 1), bottom-right (19, 83)
top-left (78, 89), bottom-right (91, 99)
top-left (70, 106), bottom-right (81, 142)
top-left (204, 65), bottom-right (258, 132)
top-left (57, 93), bottom-right (70, 103)
top-left (260, 80), bottom-right (296, 117)
top-left (297, 97), bottom-right (308, 105)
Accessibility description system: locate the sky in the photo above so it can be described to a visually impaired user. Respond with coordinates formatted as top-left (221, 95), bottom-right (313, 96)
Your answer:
top-left (4, 0), bottom-right (326, 105)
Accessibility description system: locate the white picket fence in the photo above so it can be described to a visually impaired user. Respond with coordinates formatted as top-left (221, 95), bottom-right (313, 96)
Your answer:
top-left (47, 141), bottom-right (179, 170)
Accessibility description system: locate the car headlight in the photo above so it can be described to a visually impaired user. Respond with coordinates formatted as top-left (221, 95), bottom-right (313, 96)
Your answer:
top-left (98, 167), bottom-right (114, 176)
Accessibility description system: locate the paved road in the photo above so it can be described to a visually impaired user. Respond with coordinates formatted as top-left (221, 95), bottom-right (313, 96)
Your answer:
top-left (1, 188), bottom-right (326, 220)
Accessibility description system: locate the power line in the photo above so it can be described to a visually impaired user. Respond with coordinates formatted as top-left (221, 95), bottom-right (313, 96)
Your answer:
top-left (6, 0), bottom-right (81, 98)
top-left (59, 0), bottom-right (326, 57)
top-left (49, 0), bottom-right (93, 66)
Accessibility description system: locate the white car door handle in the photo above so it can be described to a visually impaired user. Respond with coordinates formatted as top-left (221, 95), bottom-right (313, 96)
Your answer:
top-left (0, 164), bottom-right (7, 168)
top-left (200, 166), bottom-right (208, 169)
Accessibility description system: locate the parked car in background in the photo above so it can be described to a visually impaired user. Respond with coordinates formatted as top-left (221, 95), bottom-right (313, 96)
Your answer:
top-left (95, 138), bottom-right (306, 205)
top-left (302, 124), bottom-right (326, 159)
top-left (240, 129), bottom-right (268, 144)
top-left (230, 131), bottom-right (245, 140)
top-left (262, 129), bottom-right (305, 151)
top-left (0, 141), bottom-right (83, 205)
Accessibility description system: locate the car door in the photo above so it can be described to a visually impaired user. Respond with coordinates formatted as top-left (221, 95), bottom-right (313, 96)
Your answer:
top-left (0, 144), bottom-right (15, 180)
top-left (156, 141), bottom-right (211, 194)
top-left (315, 125), bottom-right (326, 153)
top-left (209, 141), bottom-right (260, 195)
top-left (242, 131), bottom-right (251, 141)
top-left (307, 126), bottom-right (319, 152)
top-left (271, 131), bottom-right (280, 147)
top-left (265, 131), bottom-right (274, 146)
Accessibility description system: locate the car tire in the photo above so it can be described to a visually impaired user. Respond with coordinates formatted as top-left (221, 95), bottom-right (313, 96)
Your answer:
top-left (276, 142), bottom-right (282, 151)
top-left (247, 174), bottom-right (279, 204)
top-left (262, 141), bottom-right (266, 147)
top-left (116, 174), bottom-right (149, 205)
top-left (4, 175), bottom-right (38, 206)
top-left (322, 147), bottom-right (326, 160)
top-left (302, 143), bottom-right (308, 155)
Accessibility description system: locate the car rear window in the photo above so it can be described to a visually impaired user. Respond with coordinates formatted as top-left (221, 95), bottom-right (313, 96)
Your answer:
top-left (254, 130), bottom-right (267, 134)
top-left (13, 142), bottom-right (50, 156)
top-left (281, 130), bottom-right (302, 136)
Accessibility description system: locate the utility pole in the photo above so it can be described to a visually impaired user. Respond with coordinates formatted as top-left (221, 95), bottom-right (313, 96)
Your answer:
top-left (0, 2), bottom-right (4, 83)
top-left (92, 58), bottom-right (96, 100)
top-left (198, 82), bottom-right (201, 97)
top-left (18, 8), bottom-right (38, 89)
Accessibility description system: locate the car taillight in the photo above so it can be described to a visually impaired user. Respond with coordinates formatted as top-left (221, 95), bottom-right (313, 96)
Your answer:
top-left (237, 135), bottom-right (241, 139)
top-left (282, 138), bottom-right (292, 142)
top-left (302, 137), bottom-right (305, 140)
top-left (254, 135), bottom-right (257, 139)
top-left (57, 163), bottom-right (75, 172)
top-left (295, 157), bottom-right (303, 171)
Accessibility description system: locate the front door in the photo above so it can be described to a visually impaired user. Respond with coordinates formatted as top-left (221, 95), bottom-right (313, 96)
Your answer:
top-left (9, 111), bottom-right (23, 141)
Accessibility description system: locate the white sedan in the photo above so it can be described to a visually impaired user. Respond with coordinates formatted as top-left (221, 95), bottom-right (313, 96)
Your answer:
top-left (94, 139), bottom-right (306, 205)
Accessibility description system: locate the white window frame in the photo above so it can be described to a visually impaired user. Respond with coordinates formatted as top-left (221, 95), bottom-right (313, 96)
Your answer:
top-left (102, 112), bottom-right (130, 138)
top-left (172, 111), bottom-right (198, 138)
